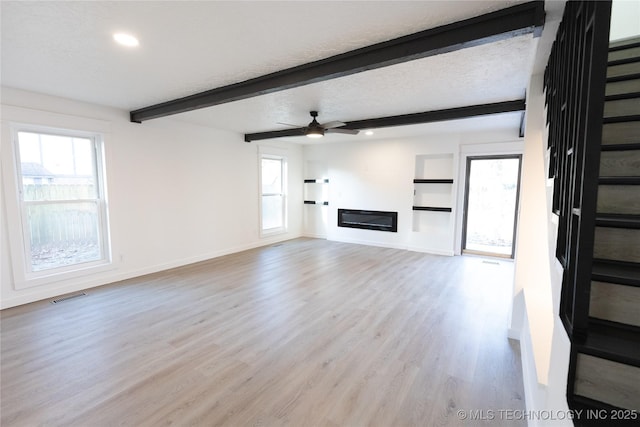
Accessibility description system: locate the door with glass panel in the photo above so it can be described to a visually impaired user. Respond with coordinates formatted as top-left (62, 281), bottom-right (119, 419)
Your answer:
top-left (462, 155), bottom-right (522, 258)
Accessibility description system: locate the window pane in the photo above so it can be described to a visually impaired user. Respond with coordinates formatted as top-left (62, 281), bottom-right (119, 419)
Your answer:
top-left (26, 202), bottom-right (102, 271)
top-left (19, 132), bottom-right (97, 201)
top-left (464, 158), bottom-right (520, 256)
top-left (261, 158), bottom-right (282, 194)
top-left (262, 195), bottom-right (283, 230)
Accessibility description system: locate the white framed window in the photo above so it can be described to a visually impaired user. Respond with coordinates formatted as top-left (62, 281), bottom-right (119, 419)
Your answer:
top-left (10, 125), bottom-right (111, 285)
top-left (260, 154), bottom-right (287, 235)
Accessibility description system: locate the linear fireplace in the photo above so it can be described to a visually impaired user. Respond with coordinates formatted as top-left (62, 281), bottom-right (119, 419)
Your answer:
top-left (337, 209), bottom-right (398, 232)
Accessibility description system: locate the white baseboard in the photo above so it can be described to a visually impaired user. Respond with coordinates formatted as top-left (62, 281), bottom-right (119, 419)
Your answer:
top-left (520, 314), bottom-right (540, 427)
top-left (301, 232), bottom-right (327, 239)
top-left (406, 245), bottom-right (455, 256)
top-left (1, 234), bottom-right (302, 309)
top-left (322, 237), bottom-right (455, 257)
top-left (328, 236), bottom-right (407, 251)
top-left (1, 234), bottom-right (454, 309)
top-left (508, 327), bottom-right (522, 340)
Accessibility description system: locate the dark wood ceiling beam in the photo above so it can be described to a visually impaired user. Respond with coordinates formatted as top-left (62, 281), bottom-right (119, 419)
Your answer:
top-left (244, 128), bottom-right (306, 142)
top-left (130, 2), bottom-right (544, 123)
top-left (244, 99), bottom-right (525, 142)
top-left (519, 111), bottom-right (527, 138)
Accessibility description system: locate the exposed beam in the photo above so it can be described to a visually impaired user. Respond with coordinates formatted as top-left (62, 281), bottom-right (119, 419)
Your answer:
top-left (519, 89), bottom-right (527, 137)
top-left (340, 100), bottom-right (526, 130)
top-left (244, 99), bottom-right (526, 142)
top-left (130, 2), bottom-right (544, 123)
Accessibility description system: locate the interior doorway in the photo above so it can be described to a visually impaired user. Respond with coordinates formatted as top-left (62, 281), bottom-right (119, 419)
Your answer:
top-left (462, 155), bottom-right (522, 258)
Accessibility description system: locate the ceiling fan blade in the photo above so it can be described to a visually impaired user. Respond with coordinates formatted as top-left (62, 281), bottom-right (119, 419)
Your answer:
top-left (321, 121), bottom-right (346, 129)
top-left (276, 122), bottom-right (302, 128)
top-left (326, 128), bottom-right (359, 135)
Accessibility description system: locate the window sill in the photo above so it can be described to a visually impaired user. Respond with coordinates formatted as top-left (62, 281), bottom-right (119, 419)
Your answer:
top-left (260, 228), bottom-right (288, 239)
top-left (14, 261), bottom-right (116, 291)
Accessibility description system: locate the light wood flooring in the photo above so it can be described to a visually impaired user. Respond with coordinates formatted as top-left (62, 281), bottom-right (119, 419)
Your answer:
top-left (1, 238), bottom-right (525, 426)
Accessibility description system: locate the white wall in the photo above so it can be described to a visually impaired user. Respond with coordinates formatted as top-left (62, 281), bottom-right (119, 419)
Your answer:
top-left (0, 87), bottom-right (303, 308)
top-left (510, 74), bottom-right (572, 427)
top-left (610, 0), bottom-right (640, 41)
top-left (302, 129), bottom-right (522, 255)
top-left (504, 1), bottom-right (578, 423)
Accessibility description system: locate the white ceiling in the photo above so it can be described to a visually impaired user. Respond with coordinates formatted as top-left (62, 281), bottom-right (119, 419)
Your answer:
top-left (1, 0), bottom-right (540, 142)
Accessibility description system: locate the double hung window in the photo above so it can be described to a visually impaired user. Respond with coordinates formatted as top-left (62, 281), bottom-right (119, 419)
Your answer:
top-left (13, 127), bottom-right (110, 279)
top-left (260, 155), bottom-right (287, 234)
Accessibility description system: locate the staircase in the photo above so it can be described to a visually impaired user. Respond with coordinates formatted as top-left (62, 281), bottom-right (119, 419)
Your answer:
top-left (569, 36), bottom-right (640, 424)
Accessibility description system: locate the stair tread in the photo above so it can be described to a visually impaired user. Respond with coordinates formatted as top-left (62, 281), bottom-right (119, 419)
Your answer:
top-left (601, 143), bottom-right (640, 151)
top-left (592, 259), bottom-right (640, 287)
top-left (606, 79), bottom-right (640, 98)
top-left (599, 176), bottom-right (640, 185)
top-left (603, 114), bottom-right (640, 124)
top-left (577, 320), bottom-right (640, 367)
top-left (609, 57), bottom-right (640, 67)
top-left (569, 395), bottom-right (637, 425)
top-left (595, 214), bottom-right (640, 229)
top-left (607, 72), bottom-right (640, 83)
top-left (609, 40), bottom-right (640, 52)
top-left (605, 91), bottom-right (640, 101)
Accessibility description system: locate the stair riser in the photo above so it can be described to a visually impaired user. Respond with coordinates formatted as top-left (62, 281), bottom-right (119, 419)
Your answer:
top-left (604, 98), bottom-right (640, 118)
top-left (602, 121), bottom-right (640, 145)
top-left (597, 185), bottom-right (640, 214)
top-left (574, 354), bottom-right (640, 410)
top-left (600, 150), bottom-right (640, 176)
top-left (590, 281), bottom-right (640, 327)
top-left (607, 61), bottom-right (640, 78)
top-left (606, 78), bottom-right (640, 96)
top-left (593, 227), bottom-right (640, 263)
top-left (609, 46), bottom-right (640, 62)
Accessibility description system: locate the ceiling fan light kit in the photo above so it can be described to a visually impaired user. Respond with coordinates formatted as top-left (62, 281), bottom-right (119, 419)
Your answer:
top-left (306, 111), bottom-right (325, 138)
top-left (306, 129), bottom-right (324, 138)
top-left (298, 111), bottom-right (360, 140)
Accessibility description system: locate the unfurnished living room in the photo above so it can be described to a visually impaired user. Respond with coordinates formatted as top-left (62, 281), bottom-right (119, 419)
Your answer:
top-left (1, 1), bottom-right (639, 426)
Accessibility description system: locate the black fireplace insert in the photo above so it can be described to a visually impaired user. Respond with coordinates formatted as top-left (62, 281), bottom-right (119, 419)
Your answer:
top-left (337, 209), bottom-right (398, 232)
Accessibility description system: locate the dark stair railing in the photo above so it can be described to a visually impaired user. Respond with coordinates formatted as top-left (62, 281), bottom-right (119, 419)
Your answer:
top-left (544, 0), bottom-right (611, 341)
top-left (544, 1), bottom-right (640, 425)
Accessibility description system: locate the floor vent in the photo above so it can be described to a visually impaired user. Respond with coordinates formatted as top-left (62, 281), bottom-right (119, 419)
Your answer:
top-left (482, 260), bottom-right (501, 265)
top-left (51, 292), bottom-right (87, 304)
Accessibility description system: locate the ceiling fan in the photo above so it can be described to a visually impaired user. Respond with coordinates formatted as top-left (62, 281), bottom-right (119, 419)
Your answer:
top-left (280, 111), bottom-right (359, 138)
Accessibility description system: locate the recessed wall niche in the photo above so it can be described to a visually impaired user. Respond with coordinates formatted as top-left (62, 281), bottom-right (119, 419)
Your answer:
top-left (412, 153), bottom-right (455, 246)
top-left (303, 161), bottom-right (329, 237)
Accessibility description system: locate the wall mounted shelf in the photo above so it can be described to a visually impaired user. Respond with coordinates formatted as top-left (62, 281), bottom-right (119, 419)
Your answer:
top-left (413, 177), bottom-right (453, 212)
top-left (412, 154), bottom-right (455, 237)
top-left (413, 179), bottom-right (454, 184)
top-left (412, 206), bottom-right (452, 212)
top-left (304, 179), bottom-right (329, 206)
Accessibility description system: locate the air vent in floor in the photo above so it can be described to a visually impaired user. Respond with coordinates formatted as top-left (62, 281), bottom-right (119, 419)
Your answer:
top-left (51, 292), bottom-right (87, 304)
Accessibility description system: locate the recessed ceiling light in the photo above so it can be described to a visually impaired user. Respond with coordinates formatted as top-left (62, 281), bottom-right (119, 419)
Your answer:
top-left (365, 130), bottom-right (374, 136)
top-left (113, 33), bottom-right (139, 47)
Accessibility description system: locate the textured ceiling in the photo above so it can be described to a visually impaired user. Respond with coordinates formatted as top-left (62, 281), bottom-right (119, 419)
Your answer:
top-left (1, 0), bottom-right (539, 141)
top-left (176, 34), bottom-right (534, 134)
top-left (273, 112), bottom-right (525, 145)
